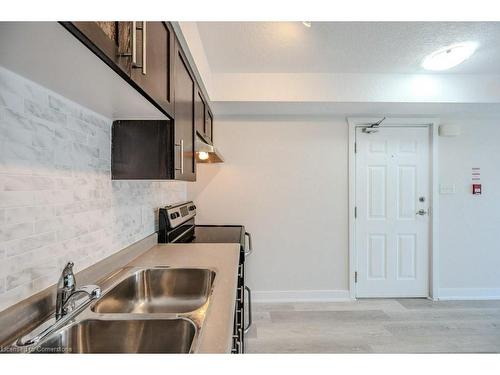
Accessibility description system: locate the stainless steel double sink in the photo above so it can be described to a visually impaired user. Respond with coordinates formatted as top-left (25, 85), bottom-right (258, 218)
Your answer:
top-left (25, 267), bottom-right (216, 353)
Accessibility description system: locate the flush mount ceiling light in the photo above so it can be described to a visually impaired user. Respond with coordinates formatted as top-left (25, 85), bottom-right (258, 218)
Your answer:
top-left (422, 42), bottom-right (478, 71)
top-left (302, 21), bottom-right (312, 28)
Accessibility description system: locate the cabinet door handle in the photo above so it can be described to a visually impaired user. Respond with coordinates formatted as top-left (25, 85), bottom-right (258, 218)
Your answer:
top-left (131, 21), bottom-right (137, 65)
top-left (244, 232), bottom-right (253, 257)
top-left (244, 285), bottom-right (252, 334)
top-left (142, 21), bottom-right (147, 75)
top-left (175, 139), bottom-right (184, 174)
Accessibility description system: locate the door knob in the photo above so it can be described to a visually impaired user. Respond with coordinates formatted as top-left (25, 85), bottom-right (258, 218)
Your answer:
top-left (416, 209), bottom-right (428, 216)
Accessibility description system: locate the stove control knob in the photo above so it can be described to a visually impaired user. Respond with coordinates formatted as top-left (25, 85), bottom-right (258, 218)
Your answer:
top-left (189, 205), bottom-right (196, 211)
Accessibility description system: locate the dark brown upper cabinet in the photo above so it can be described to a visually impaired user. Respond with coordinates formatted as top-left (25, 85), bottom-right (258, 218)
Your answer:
top-left (63, 21), bottom-right (219, 181)
top-left (130, 22), bottom-right (174, 115)
top-left (195, 87), bottom-right (206, 138)
top-left (63, 22), bottom-right (133, 76)
top-left (61, 21), bottom-right (174, 117)
top-left (195, 86), bottom-right (214, 144)
top-left (174, 43), bottom-right (196, 181)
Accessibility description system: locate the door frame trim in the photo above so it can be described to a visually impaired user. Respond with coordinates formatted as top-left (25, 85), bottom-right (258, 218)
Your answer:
top-left (347, 117), bottom-right (440, 300)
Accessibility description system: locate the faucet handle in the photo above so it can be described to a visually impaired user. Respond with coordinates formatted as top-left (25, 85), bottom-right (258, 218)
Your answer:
top-left (80, 285), bottom-right (102, 299)
top-left (61, 262), bottom-right (76, 289)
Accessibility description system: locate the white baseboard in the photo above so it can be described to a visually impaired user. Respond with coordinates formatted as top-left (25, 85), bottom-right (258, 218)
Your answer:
top-left (252, 290), bottom-right (352, 303)
top-left (437, 288), bottom-right (500, 300)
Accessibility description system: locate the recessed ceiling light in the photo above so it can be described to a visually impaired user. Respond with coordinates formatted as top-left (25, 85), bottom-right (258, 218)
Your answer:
top-left (302, 21), bottom-right (312, 28)
top-left (422, 42), bottom-right (478, 71)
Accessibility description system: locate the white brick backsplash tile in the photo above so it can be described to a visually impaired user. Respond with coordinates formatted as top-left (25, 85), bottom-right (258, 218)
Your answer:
top-left (0, 157), bottom-right (35, 175)
top-left (0, 283), bottom-right (34, 311)
top-left (67, 116), bottom-right (97, 137)
top-left (5, 232), bottom-right (56, 257)
top-left (25, 98), bottom-right (66, 125)
top-left (5, 206), bottom-right (54, 224)
top-left (0, 67), bottom-right (187, 312)
top-left (1, 106), bottom-right (34, 130)
top-left (0, 222), bottom-right (34, 242)
top-left (0, 88), bottom-right (24, 114)
top-left (2, 175), bottom-right (53, 191)
top-left (73, 142), bottom-right (99, 159)
top-left (6, 270), bottom-right (33, 291)
top-left (49, 95), bottom-right (83, 119)
top-left (35, 190), bottom-right (73, 205)
top-left (32, 131), bottom-right (56, 150)
top-left (0, 120), bottom-right (32, 145)
top-left (0, 244), bottom-right (61, 277)
top-left (56, 223), bottom-right (88, 242)
top-left (2, 140), bottom-right (53, 164)
top-left (81, 112), bottom-right (109, 130)
top-left (0, 191), bottom-right (35, 208)
top-left (55, 126), bottom-right (87, 144)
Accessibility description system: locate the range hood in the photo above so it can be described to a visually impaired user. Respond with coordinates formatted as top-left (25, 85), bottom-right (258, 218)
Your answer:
top-left (195, 132), bottom-right (224, 163)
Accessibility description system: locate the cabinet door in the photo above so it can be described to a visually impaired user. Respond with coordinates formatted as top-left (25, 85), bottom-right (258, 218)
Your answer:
top-left (131, 22), bottom-right (174, 114)
top-left (68, 22), bottom-right (133, 76)
top-left (206, 108), bottom-right (213, 143)
top-left (195, 87), bottom-right (206, 138)
top-left (174, 43), bottom-right (196, 181)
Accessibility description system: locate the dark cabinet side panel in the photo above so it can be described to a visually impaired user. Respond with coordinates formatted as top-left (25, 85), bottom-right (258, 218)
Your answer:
top-left (111, 120), bottom-right (174, 180)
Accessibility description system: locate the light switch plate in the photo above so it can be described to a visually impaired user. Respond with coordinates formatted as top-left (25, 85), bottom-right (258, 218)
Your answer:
top-left (439, 184), bottom-right (456, 194)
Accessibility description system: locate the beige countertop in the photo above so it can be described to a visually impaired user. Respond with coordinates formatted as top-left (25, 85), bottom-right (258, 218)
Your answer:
top-left (127, 242), bottom-right (240, 353)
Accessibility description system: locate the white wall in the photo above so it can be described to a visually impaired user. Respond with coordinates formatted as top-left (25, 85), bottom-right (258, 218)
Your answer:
top-left (188, 115), bottom-right (500, 301)
top-left (438, 117), bottom-right (500, 299)
top-left (0, 67), bottom-right (186, 312)
top-left (188, 116), bottom-right (350, 301)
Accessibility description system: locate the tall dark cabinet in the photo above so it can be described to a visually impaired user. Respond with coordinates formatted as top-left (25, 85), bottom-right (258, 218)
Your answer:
top-left (173, 43), bottom-right (196, 181)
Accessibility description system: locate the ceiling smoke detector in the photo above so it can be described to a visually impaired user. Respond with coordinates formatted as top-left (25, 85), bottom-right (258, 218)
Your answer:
top-left (422, 42), bottom-right (478, 71)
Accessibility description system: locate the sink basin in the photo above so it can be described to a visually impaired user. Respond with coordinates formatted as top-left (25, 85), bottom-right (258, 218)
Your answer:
top-left (93, 268), bottom-right (215, 314)
top-left (37, 319), bottom-right (195, 353)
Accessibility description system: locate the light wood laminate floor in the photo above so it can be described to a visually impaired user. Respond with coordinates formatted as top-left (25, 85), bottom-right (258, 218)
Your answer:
top-left (245, 299), bottom-right (500, 353)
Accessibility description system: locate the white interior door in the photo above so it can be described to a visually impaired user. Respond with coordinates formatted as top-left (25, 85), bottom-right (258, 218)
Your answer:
top-left (355, 126), bottom-right (430, 297)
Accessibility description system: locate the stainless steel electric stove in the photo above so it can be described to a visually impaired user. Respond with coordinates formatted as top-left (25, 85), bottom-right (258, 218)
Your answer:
top-left (158, 201), bottom-right (252, 353)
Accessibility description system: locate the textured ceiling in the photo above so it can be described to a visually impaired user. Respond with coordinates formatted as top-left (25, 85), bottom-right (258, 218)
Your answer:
top-left (197, 22), bottom-right (500, 74)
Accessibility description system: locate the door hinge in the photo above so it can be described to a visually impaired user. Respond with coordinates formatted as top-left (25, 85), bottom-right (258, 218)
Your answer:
top-left (355, 271), bottom-right (358, 283)
top-left (354, 206), bottom-right (357, 219)
top-left (354, 142), bottom-right (357, 153)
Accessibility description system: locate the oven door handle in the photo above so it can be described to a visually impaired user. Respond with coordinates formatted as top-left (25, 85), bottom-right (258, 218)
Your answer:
top-left (243, 285), bottom-right (252, 334)
top-left (244, 232), bottom-right (253, 257)
top-left (170, 224), bottom-right (195, 243)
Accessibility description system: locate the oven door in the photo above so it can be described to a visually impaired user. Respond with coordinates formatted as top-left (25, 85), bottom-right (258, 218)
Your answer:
top-left (168, 218), bottom-right (195, 243)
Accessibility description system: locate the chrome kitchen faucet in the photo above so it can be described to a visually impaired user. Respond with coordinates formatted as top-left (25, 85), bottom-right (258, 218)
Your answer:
top-left (55, 262), bottom-right (101, 320)
top-left (16, 262), bottom-right (102, 347)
